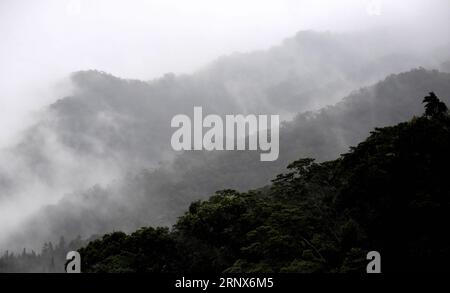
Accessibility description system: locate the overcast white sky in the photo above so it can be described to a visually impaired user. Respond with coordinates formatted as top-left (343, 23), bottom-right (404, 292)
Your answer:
top-left (0, 0), bottom-right (449, 144)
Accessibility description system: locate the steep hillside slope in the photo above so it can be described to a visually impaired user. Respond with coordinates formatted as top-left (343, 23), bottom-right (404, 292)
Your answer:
top-left (77, 95), bottom-right (450, 273)
top-left (6, 69), bottom-right (450, 251)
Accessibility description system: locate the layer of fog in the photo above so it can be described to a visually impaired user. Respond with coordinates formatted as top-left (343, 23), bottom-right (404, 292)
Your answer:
top-left (2, 0), bottom-right (450, 144)
top-left (4, 67), bottom-right (450, 251)
top-left (1, 0), bottom-right (450, 251)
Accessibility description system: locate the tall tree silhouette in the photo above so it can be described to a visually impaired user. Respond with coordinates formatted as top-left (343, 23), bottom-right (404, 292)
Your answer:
top-left (423, 92), bottom-right (448, 118)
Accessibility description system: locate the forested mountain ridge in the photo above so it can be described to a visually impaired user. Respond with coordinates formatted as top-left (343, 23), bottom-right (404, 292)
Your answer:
top-left (76, 93), bottom-right (450, 273)
top-left (1, 29), bottom-right (449, 257)
top-left (5, 68), bottom-right (450, 252)
top-left (9, 30), bottom-right (447, 179)
top-left (4, 30), bottom-right (440, 246)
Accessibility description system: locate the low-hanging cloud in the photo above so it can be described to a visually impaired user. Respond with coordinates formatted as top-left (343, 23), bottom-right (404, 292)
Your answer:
top-left (0, 0), bottom-right (450, 253)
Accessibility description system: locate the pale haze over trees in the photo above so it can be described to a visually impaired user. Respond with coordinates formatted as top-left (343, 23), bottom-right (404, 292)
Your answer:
top-left (0, 0), bottom-right (449, 272)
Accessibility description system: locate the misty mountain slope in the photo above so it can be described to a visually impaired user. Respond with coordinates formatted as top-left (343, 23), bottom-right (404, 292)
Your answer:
top-left (80, 95), bottom-right (450, 273)
top-left (0, 27), bottom-right (448, 250)
top-left (6, 68), bottom-right (450, 250)
top-left (282, 68), bottom-right (450, 160)
top-left (14, 30), bottom-right (447, 174)
top-left (3, 30), bottom-right (444, 193)
top-left (194, 30), bottom-right (445, 113)
top-left (441, 60), bottom-right (450, 73)
top-left (0, 30), bottom-right (433, 201)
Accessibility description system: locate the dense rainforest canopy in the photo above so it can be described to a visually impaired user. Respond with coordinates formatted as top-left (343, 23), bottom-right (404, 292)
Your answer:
top-left (75, 93), bottom-right (450, 273)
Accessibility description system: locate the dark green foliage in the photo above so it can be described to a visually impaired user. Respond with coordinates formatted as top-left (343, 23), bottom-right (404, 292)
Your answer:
top-left (423, 92), bottom-right (448, 118)
top-left (79, 228), bottom-right (183, 273)
top-left (77, 95), bottom-right (450, 273)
